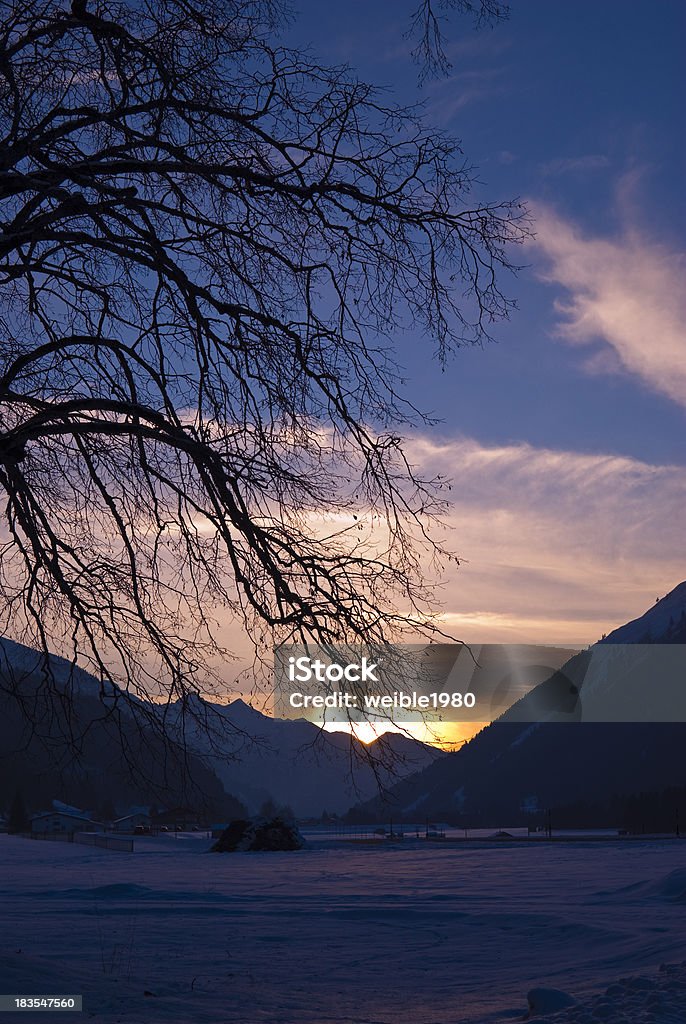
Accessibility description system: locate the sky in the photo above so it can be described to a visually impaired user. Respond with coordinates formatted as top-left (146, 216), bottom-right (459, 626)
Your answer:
top-left (272, 0), bottom-right (685, 649)
top-left (7, 0), bottom-right (679, 753)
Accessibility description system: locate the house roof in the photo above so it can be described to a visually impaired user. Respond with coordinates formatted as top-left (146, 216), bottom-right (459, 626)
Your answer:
top-left (31, 810), bottom-right (97, 823)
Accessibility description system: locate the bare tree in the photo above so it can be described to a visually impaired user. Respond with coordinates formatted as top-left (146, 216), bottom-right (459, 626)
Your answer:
top-left (0, 0), bottom-right (528, 728)
top-left (408, 0), bottom-right (509, 81)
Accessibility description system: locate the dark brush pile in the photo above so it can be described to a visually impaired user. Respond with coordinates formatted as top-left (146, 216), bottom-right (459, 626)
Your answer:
top-left (211, 817), bottom-right (305, 852)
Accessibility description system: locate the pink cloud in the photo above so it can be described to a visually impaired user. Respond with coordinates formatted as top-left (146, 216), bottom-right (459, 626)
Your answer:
top-left (529, 204), bottom-right (686, 408)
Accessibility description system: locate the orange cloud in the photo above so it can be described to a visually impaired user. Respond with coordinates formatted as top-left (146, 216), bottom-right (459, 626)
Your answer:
top-left (408, 436), bottom-right (685, 645)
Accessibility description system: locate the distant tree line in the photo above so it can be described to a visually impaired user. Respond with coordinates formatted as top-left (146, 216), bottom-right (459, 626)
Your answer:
top-left (549, 786), bottom-right (686, 835)
top-left (342, 785), bottom-right (686, 835)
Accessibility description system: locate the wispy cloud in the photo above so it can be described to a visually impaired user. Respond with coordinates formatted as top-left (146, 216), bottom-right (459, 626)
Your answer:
top-left (529, 203), bottom-right (686, 408)
top-left (540, 154), bottom-right (610, 176)
top-left (407, 436), bottom-right (685, 644)
top-left (294, 433), bottom-right (684, 646)
top-left (424, 67), bottom-right (508, 124)
top-left (217, 434), bottom-right (681, 688)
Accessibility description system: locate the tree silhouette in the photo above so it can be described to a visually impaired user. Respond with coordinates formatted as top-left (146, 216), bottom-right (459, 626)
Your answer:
top-left (0, 1), bottom-right (528, 731)
top-left (408, 0), bottom-right (509, 80)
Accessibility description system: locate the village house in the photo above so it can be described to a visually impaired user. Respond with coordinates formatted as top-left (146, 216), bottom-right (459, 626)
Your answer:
top-left (30, 810), bottom-right (105, 835)
top-left (112, 811), bottom-right (152, 833)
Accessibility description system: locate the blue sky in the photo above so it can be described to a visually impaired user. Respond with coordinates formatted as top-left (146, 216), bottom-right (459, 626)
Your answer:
top-left (275, 1), bottom-right (686, 645)
top-left (285, 1), bottom-right (685, 460)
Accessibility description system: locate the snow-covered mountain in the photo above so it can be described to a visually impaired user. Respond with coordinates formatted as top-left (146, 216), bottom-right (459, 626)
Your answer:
top-left (0, 638), bottom-right (238, 820)
top-left (0, 637), bottom-right (440, 819)
top-left (599, 580), bottom-right (686, 644)
top-left (352, 582), bottom-right (686, 824)
top-left (163, 695), bottom-right (441, 817)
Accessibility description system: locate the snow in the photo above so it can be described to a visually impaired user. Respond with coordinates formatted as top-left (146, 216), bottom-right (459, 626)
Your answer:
top-left (601, 581), bottom-right (686, 644)
top-left (2, 833), bottom-right (686, 1022)
top-left (164, 696), bottom-right (441, 816)
top-left (524, 965), bottom-right (686, 1022)
top-left (526, 986), bottom-right (577, 1014)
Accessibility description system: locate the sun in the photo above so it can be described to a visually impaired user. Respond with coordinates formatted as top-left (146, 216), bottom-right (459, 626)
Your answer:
top-left (322, 719), bottom-right (485, 749)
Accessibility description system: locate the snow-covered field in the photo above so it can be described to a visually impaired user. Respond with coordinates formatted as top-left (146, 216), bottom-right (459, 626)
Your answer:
top-left (1, 833), bottom-right (685, 1023)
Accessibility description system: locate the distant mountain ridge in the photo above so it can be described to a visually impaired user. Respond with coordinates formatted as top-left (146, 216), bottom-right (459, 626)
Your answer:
top-left (163, 694), bottom-right (441, 816)
top-left (4, 584), bottom-right (683, 823)
top-left (0, 637), bottom-right (239, 820)
top-left (351, 582), bottom-right (686, 824)
top-left (0, 637), bottom-right (440, 818)
top-left (599, 581), bottom-right (686, 644)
